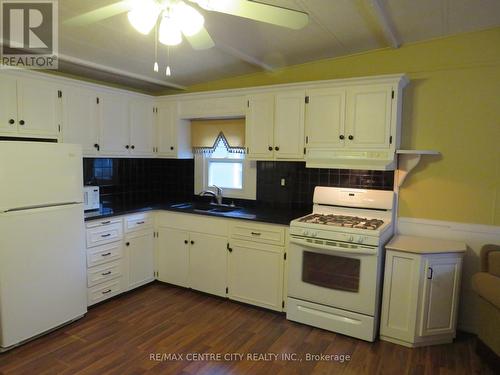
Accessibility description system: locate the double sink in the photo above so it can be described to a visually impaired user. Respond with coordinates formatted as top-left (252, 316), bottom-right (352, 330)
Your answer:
top-left (169, 202), bottom-right (243, 214)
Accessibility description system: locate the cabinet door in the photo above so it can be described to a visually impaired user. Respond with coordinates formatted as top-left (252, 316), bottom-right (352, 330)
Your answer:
top-left (228, 240), bottom-right (284, 311)
top-left (305, 88), bottom-right (346, 149)
top-left (245, 94), bottom-right (274, 159)
top-left (17, 78), bottom-right (60, 137)
top-left (380, 250), bottom-right (421, 342)
top-left (419, 255), bottom-right (462, 337)
top-left (0, 75), bottom-right (18, 135)
top-left (126, 230), bottom-right (155, 290)
top-left (189, 233), bottom-right (227, 297)
top-left (157, 227), bottom-right (189, 287)
top-left (99, 93), bottom-right (129, 155)
top-left (345, 85), bottom-right (393, 149)
top-left (61, 86), bottom-right (99, 155)
top-left (274, 90), bottom-right (305, 159)
top-left (129, 97), bottom-right (155, 157)
top-left (157, 102), bottom-right (177, 157)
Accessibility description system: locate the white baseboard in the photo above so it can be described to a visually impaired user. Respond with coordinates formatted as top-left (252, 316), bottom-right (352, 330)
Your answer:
top-left (397, 217), bottom-right (500, 334)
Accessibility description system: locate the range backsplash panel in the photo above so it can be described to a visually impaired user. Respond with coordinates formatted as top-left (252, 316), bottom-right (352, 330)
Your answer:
top-left (256, 161), bottom-right (394, 210)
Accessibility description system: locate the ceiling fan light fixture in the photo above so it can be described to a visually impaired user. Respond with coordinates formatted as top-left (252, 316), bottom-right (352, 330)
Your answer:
top-left (173, 1), bottom-right (205, 36)
top-left (159, 15), bottom-right (182, 46)
top-left (127, 0), bottom-right (160, 35)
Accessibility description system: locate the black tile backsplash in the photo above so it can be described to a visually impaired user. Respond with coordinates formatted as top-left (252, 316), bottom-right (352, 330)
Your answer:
top-left (83, 158), bottom-right (393, 210)
top-left (83, 158), bottom-right (194, 206)
top-left (256, 161), bottom-right (394, 210)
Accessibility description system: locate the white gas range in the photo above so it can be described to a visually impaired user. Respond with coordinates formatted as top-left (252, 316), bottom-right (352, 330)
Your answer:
top-left (287, 186), bottom-right (395, 342)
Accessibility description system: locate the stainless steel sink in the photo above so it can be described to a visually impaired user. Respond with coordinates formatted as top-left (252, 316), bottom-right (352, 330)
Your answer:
top-left (170, 202), bottom-right (241, 214)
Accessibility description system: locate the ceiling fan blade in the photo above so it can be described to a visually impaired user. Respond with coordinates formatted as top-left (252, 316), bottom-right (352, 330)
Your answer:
top-left (64, 1), bottom-right (131, 27)
top-left (192, 0), bottom-right (309, 30)
top-left (184, 27), bottom-right (215, 50)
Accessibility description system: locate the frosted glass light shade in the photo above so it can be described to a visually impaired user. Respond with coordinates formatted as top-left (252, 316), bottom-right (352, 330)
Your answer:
top-left (173, 2), bottom-right (204, 36)
top-left (127, 0), bottom-right (160, 35)
top-left (159, 16), bottom-right (182, 46)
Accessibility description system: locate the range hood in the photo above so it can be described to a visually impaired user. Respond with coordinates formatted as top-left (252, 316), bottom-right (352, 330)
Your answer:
top-left (305, 149), bottom-right (396, 170)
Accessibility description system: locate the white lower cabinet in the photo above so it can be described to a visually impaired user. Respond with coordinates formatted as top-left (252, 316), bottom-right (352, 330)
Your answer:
top-left (189, 233), bottom-right (227, 297)
top-left (380, 236), bottom-right (465, 347)
top-left (125, 229), bottom-right (155, 290)
top-left (227, 240), bottom-right (284, 311)
top-left (157, 227), bottom-right (227, 296)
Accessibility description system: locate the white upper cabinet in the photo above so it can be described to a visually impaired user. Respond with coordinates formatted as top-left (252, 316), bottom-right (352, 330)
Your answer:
top-left (17, 78), bottom-right (60, 137)
top-left (0, 75), bottom-right (60, 139)
top-left (274, 90), bottom-right (306, 159)
top-left (305, 88), bottom-right (346, 149)
top-left (157, 102), bottom-right (177, 157)
top-left (345, 85), bottom-right (393, 149)
top-left (0, 75), bottom-right (18, 135)
top-left (98, 92), bottom-right (129, 155)
top-left (129, 97), bottom-right (155, 157)
top-left (245, 94), bottom-right (275, 159)
top-left (61, 86), bottom-right (99, 155)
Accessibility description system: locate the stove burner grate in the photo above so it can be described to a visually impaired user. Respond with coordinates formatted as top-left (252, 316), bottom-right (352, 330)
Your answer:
top-left (299, 214), bottom-right (384, 230)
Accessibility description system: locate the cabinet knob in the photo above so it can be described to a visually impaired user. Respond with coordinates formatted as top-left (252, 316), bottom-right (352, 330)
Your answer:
top-left (19, 120), bottom-right (25, 125)
top-left (8, 119), bottom-right (15, 124)
top-left (125, 145), bottom-right (130, 149)
top-left (274, 146), bottom-right (279, 151)
top-left (184, 240), bottom-right (188, 244)
top-left (126, 242), bottom-right (130, 246)
top-left (339, 135), bottom-right (345, 140)
top-left (170, 146), bottom-right (174, 150)
top-left (131, 145), bottom-right (135, 150)
top-left (94, 143), bottom-right (100, 151)
top-left (268, 146), bottom-right (273, 151)
top-left (190, 240), bottom-right (194, 245)
top-left (348, 135), bottom-right (354, 140)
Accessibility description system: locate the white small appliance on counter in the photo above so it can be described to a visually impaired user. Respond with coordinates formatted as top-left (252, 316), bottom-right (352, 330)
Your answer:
top-left (287, 186), bottom-right (395, 342)
top-left (83, 185), bottom-right (100, 211)
top-left (0, 141), bottom-right (87, 352)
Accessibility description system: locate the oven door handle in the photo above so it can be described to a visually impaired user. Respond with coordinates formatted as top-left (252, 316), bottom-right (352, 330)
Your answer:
top-left (290, 236), bottom-right (378, 256)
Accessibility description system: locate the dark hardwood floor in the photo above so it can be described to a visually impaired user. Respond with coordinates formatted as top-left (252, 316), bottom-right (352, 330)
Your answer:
top-left (0, 283), bottom-right (494, 375)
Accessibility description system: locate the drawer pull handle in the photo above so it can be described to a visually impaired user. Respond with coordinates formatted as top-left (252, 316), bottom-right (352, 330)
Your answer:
top-left (136, 221), bottom-right (145, 224)
top-left (251, 232), bottom-right (261, 236)
top-left (101, 252), bottom-right (112, 257)
top-left (101, 271), bottom-right (112, 276)
top-left (102, 289), bottom-right (112, 294)
top-left (427, 267), bottom-right (433, 280)
top-left (101, 233), bottom-right (112, 238)
top-left (101, 221), bottom-right (111, 225)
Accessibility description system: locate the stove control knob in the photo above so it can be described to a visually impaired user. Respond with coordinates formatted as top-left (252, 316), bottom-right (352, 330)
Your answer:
top-left (349, 235), bottom-right (354, 242)
top-left (357, 237), bottom-right (365, 244)
top-left (303, 230), bottom-right (309, 236)
top-left (311, 232), bottom-right (317, 237)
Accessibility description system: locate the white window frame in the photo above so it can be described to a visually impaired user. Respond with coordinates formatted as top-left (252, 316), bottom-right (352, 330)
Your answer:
top-left (194, 153), bottom-right (257, 200)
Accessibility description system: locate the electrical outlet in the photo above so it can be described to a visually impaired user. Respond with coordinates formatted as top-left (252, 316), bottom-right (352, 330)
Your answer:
top-left (280, 178), bottom-right (286, 186)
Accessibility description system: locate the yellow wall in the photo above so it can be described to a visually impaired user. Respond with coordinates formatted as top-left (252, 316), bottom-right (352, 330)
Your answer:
top-left (187, 28), bottom-right (500, 226)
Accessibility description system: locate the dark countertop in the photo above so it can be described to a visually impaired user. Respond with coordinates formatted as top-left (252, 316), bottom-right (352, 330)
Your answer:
top-left (84, 201), bottom-right (309, 226)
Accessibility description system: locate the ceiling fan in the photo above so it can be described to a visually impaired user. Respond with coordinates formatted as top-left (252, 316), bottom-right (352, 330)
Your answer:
top-left (64, 0), bottom-right (310, 51)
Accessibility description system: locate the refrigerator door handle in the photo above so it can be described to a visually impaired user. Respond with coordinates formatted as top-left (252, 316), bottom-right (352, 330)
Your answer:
top-left (3, 202), bottom-right (82, 213)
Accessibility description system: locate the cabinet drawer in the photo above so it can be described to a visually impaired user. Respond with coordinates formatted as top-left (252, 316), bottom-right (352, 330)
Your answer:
top-left (230, 222), bottom-right (285, 246)
top-left (87, 241), bottom-right (123, 267)
top-left (86, 222), bottom-right (123, 248)
top-left (87, 259), bottom-right (123, 287)
top-left (125, 213), bottom-right (153, 233)
top-left (85, 217), bottom-right (122, 229)
top-left (87, 278), bottom-right (123, 306)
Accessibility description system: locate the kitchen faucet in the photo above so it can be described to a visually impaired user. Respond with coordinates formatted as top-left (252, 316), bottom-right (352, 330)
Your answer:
top-left (199, 185), bottom-right (223, 205)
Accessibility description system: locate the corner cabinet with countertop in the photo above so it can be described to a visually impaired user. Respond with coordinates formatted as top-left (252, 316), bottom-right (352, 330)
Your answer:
top-left (380, 235), bottom-right (466, 348)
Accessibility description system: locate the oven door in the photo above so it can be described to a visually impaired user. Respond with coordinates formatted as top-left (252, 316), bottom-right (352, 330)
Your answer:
top-left (288, 235), bottom-right (381, 316)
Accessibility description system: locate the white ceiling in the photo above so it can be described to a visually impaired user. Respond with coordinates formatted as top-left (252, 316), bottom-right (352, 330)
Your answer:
top-left (58, 0), bottom-right (500, 92)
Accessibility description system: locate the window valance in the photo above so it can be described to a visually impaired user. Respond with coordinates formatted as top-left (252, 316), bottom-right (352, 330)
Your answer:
top-left (191, 118), bottom-right (245, 153)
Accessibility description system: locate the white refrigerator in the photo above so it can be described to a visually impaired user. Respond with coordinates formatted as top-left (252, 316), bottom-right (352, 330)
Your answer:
top-left (0, 141), bottom-right (87, 351)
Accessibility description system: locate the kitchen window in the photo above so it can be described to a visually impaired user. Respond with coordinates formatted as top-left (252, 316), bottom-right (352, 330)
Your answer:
top-left (194, 137), bottom-right (256, 200)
